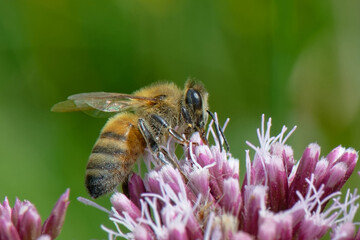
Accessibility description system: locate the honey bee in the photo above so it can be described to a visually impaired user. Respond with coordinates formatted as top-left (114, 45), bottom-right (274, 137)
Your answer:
top-left (52, 80), bottom-right (209, 198)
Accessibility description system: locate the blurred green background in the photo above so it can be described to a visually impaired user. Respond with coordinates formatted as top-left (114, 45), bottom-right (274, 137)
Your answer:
top-left (1, 0), bottom-right (359, 239)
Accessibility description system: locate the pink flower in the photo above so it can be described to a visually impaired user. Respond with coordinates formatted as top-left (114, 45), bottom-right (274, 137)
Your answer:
top-left (80, 114), bottom-right (359, 240)
top-left (0, 189), bottom-right (70, 240)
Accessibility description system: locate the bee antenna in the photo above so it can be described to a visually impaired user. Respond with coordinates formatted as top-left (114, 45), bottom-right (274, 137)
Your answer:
top-left (221, 123), bottom-right (230, 152)
top-left (207, 110), bottom-right (230, 152)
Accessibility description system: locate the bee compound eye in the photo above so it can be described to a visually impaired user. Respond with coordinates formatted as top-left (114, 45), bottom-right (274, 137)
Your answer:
top-left (186, 89), bottom-right (202, 110)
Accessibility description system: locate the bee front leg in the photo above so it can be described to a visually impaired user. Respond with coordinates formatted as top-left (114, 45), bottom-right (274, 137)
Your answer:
top-left (138, 118), bottom-right (172, 165)
top-left (181, 106), bottom-right (207, 145)
top-left (149, 114), bottom-right (189, 146)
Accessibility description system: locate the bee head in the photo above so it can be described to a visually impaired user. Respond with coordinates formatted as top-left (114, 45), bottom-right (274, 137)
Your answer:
top-left (181, 79), bottom-right (209, 142)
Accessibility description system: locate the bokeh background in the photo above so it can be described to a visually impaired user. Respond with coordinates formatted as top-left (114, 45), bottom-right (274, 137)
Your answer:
top-left (1, 0), bottom-right (360, 239)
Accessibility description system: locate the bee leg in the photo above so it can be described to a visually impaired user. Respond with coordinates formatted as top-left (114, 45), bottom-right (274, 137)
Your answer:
top-left (121, 176), bottom-right (130, 198)
top-left (150, 114), bottom-right (189, 146)
top-left (138, 118), bottom-right (171, 165)
top-left (156, 150), bottom-right (172, 165)
top-left (157, 149), bottom-right (189, 184)
top-left (138, 117), bottom-right (188, 182)
top-left (168, 128), bottom-right (189, 146)
top-left (149, 114), bottom-right (193, 182)
top-left (181, 106), bottom-right (207, 145)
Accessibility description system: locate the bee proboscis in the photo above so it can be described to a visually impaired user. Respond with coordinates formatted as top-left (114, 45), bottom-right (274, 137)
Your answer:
top-left (52, 80), bottom-right (209, 198)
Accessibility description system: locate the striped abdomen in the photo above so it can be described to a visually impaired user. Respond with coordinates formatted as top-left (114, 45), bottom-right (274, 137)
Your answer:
top-left (85, 113), bottom-right (146, 198)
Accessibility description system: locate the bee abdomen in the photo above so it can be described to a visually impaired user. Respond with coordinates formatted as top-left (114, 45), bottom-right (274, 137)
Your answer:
top-left (85, 113), bottom-right (146, 198)
top-left (89, 136), bottom-right (128, 162)
top-left (86, 153), bottom-right (124, 171)
top-left (91, 145), bottom-right (126, 156)
top-left (86, 136), bottom-right (130, 198)
top-left (100, 131), bottom-right (127, 141)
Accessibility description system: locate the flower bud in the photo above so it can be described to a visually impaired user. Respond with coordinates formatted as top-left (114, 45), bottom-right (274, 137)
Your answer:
top-left (0, 218), bottom-right (21, 240)
top-left (297, 217), bottom-right (330, 240)
top-left (169, 224), bottom-right (189, 240)
top-left (133, 225), bottom-right (153, 240)
top-left (230, 231), bottom-right (253, 240)
top-left (242, 185), bottom-right (267, 235)
top-left (266, 155), bottom-right (288, 212)
top-left (111, 193), bottom-right (141, 221)
top-left (41, 189), bottom-right (70, 238)
top-left (17, 205), bottom-right (42, 240)
top-left (288, 144), bottom-right (320, 206)
top-left (331, 222), bottom-right (355, 240)
top-left (221, 178), bottom-right (242, 216)
top-left (128, 173), bottom-right (146, 209)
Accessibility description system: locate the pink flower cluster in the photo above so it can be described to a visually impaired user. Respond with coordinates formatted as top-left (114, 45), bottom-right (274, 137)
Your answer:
top-left (0, 189), bottom-right (70, 240)
top-left (82, 115), bottom-right (359, 240)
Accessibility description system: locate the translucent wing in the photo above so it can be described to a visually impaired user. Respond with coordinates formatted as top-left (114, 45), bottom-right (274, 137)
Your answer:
top-left (51, 92), bottom-right (158, 117)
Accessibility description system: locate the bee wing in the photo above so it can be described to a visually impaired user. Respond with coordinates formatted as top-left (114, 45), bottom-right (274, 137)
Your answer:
top-left (51, 92), bottom-right (158, 117)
